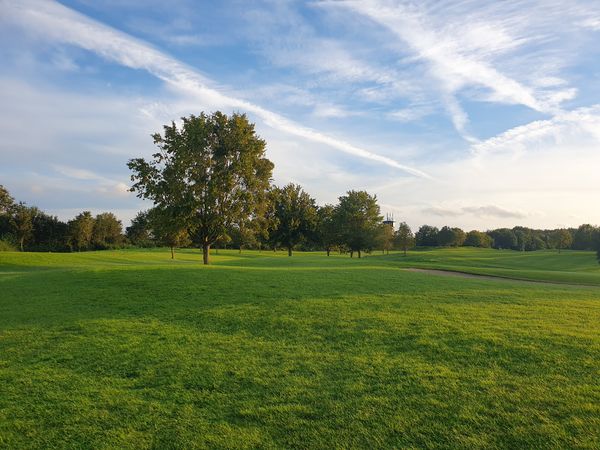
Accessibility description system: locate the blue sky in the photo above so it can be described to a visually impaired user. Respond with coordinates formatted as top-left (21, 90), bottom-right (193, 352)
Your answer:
top-left (2, 0), bottom-right (600, 229)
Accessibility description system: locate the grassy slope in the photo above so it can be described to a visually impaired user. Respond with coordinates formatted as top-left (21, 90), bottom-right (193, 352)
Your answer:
top-left (388, 247), bottom-right (600, 286)
top-left (0, 249), bottom-right (599, 449)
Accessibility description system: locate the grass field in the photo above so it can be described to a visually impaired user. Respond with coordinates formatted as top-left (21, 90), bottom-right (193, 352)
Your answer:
top-left (1, 248), bottom-right (599, 449)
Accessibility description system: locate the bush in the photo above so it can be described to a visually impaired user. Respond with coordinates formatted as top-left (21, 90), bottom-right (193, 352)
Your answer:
top-left (0, 239), bottom-right (17, 251)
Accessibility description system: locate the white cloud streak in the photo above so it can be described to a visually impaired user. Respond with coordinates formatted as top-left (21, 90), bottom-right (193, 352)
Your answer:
top-left (1, 0), bottom-right (429, 178)
top-left (328, 0), bottom-right (589, 138)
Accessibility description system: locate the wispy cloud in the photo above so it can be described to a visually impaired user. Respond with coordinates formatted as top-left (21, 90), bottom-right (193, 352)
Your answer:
top-left (471, 105), bottom-right (600, 156)
top-left (2, 0), bottom-right (429, 178)
top-left (327, 0), bottom-right (593, 138)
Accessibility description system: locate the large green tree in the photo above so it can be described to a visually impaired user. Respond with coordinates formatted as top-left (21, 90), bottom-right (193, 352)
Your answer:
top-left (437, 226), bottom-right (466, 247)
top-left (335, 190), bottom-right (382, 258)
top-left (316, 204), bottom-right (339, 256)
top-left (92, 212), bottom-right (123, 249)
top-left (269, 184), bottom-right (317, 256)
top-left (128, 112), bottom-right (274, 264)
top-left (415, 225), bottom-right (439, 247)
top-left (395, 222), bottom-right (415, 256)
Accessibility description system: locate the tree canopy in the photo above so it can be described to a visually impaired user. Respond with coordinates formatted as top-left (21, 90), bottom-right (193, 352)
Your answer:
top-left (269, 184), bottom-right (318, 256)
top-left (335, 190), bottom-right (382, 258)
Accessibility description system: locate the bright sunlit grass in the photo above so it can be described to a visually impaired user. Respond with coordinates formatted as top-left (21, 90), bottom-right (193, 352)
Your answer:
top-left (1, 248), bottom-right (599, 448)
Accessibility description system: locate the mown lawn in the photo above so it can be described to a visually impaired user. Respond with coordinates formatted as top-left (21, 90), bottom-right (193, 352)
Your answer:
top-left (0, 249), bottom-right (599, 449)
top-left (389, 247), bottom-right (600, 286)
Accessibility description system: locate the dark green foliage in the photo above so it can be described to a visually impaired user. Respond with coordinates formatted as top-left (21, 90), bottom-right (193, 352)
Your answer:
top-left (464, 230), bottom-right (493, 248)
top-left (488, 228), bottom-right (518, 250)
top-left (573, 224), bottom-right (600, 250)
top-left (269, 184), bottom-right (318, 256)
top-left (92, 212), bottom-right (124, 249)
top-left (126, 210), bottom-right (155, 247)
top-left (316, 204), bottom-right (339, 256)
top-left (335, 190), bottom-right (382, 258)
top-left (68, 211), bottom-right (95, 251)
top-left (437, 226), bottom-right (466, 247)
top-left (415, 225), bottom-right (439, 246)
top-left (30, 211), bottom-right (69, 252)
top-left (128, 112), bottom-right (274, 264)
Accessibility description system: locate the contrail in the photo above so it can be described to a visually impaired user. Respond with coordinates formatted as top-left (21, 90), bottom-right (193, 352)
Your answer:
top-left (2, 0), bottom-right (430, 179)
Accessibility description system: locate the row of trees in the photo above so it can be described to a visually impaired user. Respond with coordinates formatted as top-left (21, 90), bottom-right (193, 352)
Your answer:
top-left (2, 111), bottom-right (599, 263)
top-left (126, 186), bottom-right (391, 259)
top-left (3, 180), bottom-right (600, 261)
top-left (413, 224), bottom-right (598, 253)
top-left (0, 186), bottom-right (123, 252)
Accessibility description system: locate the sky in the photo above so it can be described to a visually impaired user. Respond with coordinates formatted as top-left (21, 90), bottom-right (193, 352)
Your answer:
top-left (1, 0), bottom-right (600, 230)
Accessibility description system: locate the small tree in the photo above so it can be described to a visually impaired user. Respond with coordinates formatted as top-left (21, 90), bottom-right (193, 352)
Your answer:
top-left (11, 203), bottom-right (34, 251)
top-left (395, 222), bottom-right (414, 256)
top-left (269, 184), bottom-right (318, 256)
top-left (335, 191), bottom-right (382, 258)
top-left (68, 211), bottom-right (95, 251)
top-left (128, 112), bottom-right (273, 265)
top-left (553, 229), bottom-right (573, 253)
top-left (148, 207), bottom-right (190, 259)
top-left (378, 222), bottom-right (395, 254)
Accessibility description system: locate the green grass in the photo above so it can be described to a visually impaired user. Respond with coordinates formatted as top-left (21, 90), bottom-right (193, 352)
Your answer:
top-left (1, 248), bottom-right (599, 449)
top-left (389, 247), bottom-right (600, 286)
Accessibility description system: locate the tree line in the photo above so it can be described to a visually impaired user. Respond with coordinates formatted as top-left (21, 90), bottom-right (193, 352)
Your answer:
top-left (1, 111), bottom-right (599, 263)
top-left (0, 187), bottom-right (124, 252)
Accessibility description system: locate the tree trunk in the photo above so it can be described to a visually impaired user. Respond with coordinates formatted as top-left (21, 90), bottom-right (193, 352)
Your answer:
top-left (202, 243), bottom-right (210, 265)
top-left (171, 246), bottom-right (174, 259)
top-left (20, 237), bottom-right (24, 252)
top-left (326, 248), bottom-right (330, 257)
top-left (350, 250), bottom-right (354, 258)
top-left (288, 246), bottom-right (292, 257)
top-left (358, 250), bottom-right (362, 258)
top-left (404, 248), bottom-right (407, 257)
